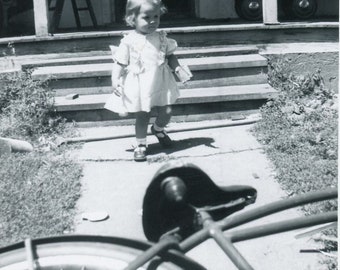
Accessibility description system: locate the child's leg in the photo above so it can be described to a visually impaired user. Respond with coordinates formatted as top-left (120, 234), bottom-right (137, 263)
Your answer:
top-left (151, 105), bottom-right (173, 148)
top-left (154, 105), bottom-right (172, 129)
top-left (135, 111), bottom-right (150, 146)
top-left (134, 111), bottom-right (150, 162)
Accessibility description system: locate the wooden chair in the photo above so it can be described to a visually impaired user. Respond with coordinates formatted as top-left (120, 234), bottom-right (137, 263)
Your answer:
top-left (49, 0), bottom-right (97, 33)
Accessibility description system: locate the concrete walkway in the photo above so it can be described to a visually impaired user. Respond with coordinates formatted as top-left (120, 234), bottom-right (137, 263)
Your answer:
top-left (73, 117), bottom-right (325, 270)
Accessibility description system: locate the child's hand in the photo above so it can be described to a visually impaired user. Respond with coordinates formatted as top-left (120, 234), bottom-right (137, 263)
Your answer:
top-left (175, 65), bottom-right (193, 83)
top-left (113, 84), bottom-right (123, 97)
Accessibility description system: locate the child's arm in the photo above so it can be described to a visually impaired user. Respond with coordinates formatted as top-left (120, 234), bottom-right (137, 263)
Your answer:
top-left (167, 54), bottom-right (180, 70)
top-left (167, 54), bottom-right (192, 83)
top-left (111, 62), bottom-right (126, 97)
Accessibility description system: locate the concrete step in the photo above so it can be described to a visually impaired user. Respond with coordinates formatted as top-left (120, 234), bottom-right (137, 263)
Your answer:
top-left (48, 64), bottom-right (267, 93)
top-left (1, 22), bottom-right (337, 56)
top-left (54, 84), bottom-right (277, 112)
top-left (54, 83), bottom-right (277, 122)
top-left (32, 54), bottom-right (267, 80)
top-left (27, 47), bottom-right (273, 124)
top-left (53, 74), bottom-right (268, 97)
top-left (22, 45), bottom-right (259, 68)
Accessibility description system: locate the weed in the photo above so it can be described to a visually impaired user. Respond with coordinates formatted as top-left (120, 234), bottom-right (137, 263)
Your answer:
top-left (0, 70), bottom-right (82, 248)
top-left (253, 56), bottom-right (338, 268)
top-left (0, 70), bottom-right (67, 140)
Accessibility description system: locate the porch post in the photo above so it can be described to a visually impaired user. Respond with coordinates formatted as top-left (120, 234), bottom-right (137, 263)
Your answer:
top-left (262, 0), bottom-right (279, 24)
top-left (33, 0), bottom-right (50, 37)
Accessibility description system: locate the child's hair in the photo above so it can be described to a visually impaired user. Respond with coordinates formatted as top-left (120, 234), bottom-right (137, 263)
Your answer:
top-left (125, 0), bottom-right (167, 27)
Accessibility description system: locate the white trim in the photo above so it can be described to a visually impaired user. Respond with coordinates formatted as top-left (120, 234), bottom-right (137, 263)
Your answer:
top-left (262, 0), bottom-right (279, 24)
top-left (33, 0), bottom-right (50, 36)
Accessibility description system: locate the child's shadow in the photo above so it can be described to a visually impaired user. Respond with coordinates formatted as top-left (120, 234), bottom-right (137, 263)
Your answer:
top-left (127, 137), bottom-right (217, 155)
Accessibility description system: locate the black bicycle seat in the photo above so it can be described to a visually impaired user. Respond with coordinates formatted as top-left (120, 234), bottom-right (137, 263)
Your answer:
top-left (142, 161), bottom-right (257, 242)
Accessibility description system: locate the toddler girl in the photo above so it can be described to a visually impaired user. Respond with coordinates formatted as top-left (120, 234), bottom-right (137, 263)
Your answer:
top-left (105, 0), bottom-right (192, 161)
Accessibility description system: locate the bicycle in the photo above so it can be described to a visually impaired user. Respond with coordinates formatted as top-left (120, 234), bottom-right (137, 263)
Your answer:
top-left (0, 161), bottom-right (337, 270)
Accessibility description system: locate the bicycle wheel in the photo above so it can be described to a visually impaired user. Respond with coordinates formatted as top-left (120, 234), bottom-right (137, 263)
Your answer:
top-left (0, 235), bottom-right (206, 270)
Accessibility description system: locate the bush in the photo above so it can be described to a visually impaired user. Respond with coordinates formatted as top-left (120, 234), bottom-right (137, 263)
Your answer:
top-left (0, 70), bottom-right (66, 139)
top-left (254, 57), bottom-right (338, 199)
top-left (253, 57), bottom-right (338, 267)
top-left (0, 151), bottom-right (82, 247)
top-left (0, 70), bottom-right (82, 248)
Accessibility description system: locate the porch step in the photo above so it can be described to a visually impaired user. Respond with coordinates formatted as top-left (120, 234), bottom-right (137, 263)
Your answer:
top-left (28, 46), bottom-right (275, 123)
top-left (32, 54), bottom-right (267, 80)
top-left (54, 84), bottom-right (277, 122)
top-left (1, 22), bottom-right (337, 56)
top-left (53, 75), bottom-right (268, 97)
top-left (31, 53), bottom-right (268, 100)
top-left (55, 84), bottom-right (276, 111)
top-left (22, 45), bottom-right (259, 68)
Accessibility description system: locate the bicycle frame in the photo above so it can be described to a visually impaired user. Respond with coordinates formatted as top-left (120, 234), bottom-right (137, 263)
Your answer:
top-left (125, 188), bottom-right (337, 270)
top-left (0, 189), bottom-right (336, 270)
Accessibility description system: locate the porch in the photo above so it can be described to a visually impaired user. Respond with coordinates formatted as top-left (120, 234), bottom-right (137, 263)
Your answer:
top-left (0, 0), bottom-right (338, 38)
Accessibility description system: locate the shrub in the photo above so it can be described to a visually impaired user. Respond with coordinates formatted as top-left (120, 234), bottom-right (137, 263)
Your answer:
top-left (0, 70), bottom-right (66, 139)
top-left (255, 58), bottom-right (338, 196)
top-left (0, 69), bottom-right (82, 248)
top-left (253, 56), bottom-right (338, 267)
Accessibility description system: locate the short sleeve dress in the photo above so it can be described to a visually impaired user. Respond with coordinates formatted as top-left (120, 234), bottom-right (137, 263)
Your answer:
top-left (104, 30), bottom-right (180, 114)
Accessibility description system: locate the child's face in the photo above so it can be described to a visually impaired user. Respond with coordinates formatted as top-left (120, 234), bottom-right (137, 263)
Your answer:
top-left (135, 2), bottom-right (160, 34)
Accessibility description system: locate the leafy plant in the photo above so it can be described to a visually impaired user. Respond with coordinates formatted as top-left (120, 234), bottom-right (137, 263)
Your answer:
top-left (0, 70), bottom-right (66, 139)
top-left (0, 69), bottom-right (82, 248)
top-left (253, 56), bottom-right (338, 268)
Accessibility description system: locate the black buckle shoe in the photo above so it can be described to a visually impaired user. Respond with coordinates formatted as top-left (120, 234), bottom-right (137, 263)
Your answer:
top-left (134, 145), bottom-right (147, 162)
top-left (151, 125), bottom-right (172, 148)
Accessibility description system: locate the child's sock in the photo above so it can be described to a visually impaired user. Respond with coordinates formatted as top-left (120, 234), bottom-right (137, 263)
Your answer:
top-left (136, 138), bottom-right (147, 146)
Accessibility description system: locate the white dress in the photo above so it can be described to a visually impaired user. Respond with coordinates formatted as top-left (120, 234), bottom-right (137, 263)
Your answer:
top-left (104, 31), bottom-right (180, 114)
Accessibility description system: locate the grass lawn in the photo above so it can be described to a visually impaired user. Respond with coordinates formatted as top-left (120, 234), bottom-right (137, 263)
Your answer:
top-left (0, 151), bottom-right (82, 247)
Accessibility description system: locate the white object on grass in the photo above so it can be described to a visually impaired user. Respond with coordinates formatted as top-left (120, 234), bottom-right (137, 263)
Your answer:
top-left (81, 211), bottom-right (109, 222)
